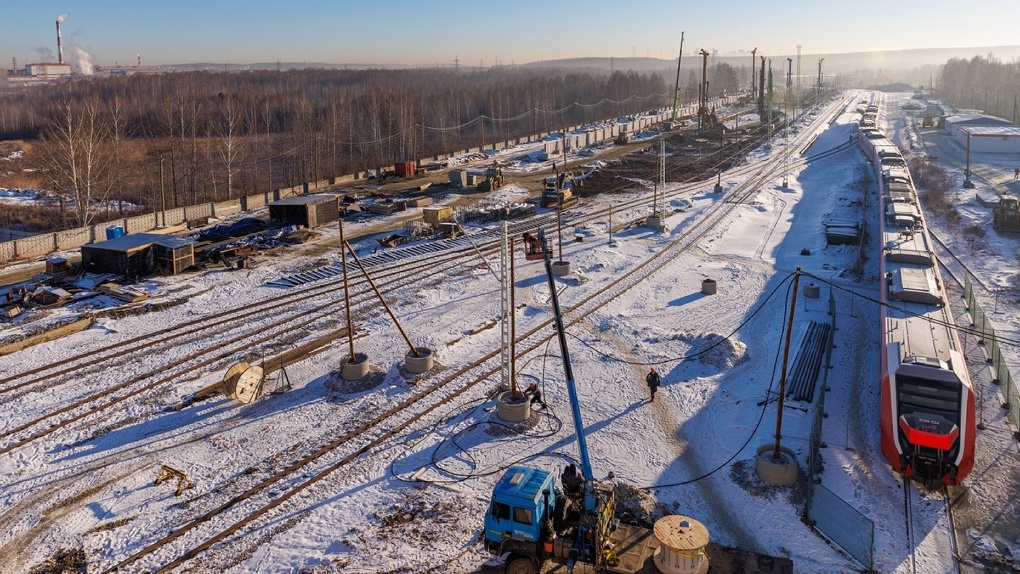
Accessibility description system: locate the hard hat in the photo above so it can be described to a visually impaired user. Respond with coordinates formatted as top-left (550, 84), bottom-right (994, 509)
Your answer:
top-left (528, 382), bottom-right (537, 390)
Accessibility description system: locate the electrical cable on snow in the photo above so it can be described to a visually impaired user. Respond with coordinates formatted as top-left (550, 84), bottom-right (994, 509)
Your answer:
top-left (565, 270), bottom-right (797, 367)
top-left (641, 272), bottom-right (795, 491)
top-left (389, 339), bottom-right (572, 485)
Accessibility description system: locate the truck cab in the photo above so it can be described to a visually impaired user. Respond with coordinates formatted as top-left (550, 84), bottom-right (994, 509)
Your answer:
top-left (485, 465), bottom-right (555, 557)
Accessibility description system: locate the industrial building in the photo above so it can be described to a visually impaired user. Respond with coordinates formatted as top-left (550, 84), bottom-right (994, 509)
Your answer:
top-left (942, 113), bottom-right (1020, 153)
top-left (81, 233), bottom-right (195, 278)
top-left (6, 18), bottom-right (75, 82)
top-left (268, 194), bottom-right (340, 229)
top-left (955, 125), bottom-right (1020, 154)
top-left (944, 113), bottom-right (1012, 135)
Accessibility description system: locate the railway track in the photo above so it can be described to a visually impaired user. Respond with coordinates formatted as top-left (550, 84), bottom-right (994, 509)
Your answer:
top-left (929, 230), bottom-right (990, 293)
top-left (902, 480), bottom-right (961, 574)
top-left (91, 93), bottom-right (858, 572)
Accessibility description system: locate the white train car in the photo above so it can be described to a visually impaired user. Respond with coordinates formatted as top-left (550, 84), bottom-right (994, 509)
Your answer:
top-left (858, 110), bottom-right (976, 485)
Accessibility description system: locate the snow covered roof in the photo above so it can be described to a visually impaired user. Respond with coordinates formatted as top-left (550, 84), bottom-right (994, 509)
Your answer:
top-left (959, 125), bottom-right (1020, 138)
top-left (85, 232), bottom-right (194, 252)
top-left (944, 113), bottom-right (1012, 128)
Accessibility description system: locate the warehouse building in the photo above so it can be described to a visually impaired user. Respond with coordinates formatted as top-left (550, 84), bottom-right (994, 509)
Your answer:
top-left (267, 194), bottom-right (340, 228)
top-left (956, 125), bottom-right (1020, 154)
top-left (81, 233), bottom-right (195, 278)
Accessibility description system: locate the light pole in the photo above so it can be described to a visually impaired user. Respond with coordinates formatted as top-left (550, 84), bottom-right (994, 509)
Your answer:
top-left (964, 132), bottom-right (975, 189)
top-left (817, 58), bottom-right (824, 103)
top-left (158, 154), bottom-right (166, 227)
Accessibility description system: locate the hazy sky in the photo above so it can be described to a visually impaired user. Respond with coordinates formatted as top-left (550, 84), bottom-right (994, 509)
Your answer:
top-left (7, 0), bottom-right (1019, 69)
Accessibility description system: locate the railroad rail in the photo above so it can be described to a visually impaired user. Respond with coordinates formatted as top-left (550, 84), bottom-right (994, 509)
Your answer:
top-left (97, 93), bottom-right (856, 571)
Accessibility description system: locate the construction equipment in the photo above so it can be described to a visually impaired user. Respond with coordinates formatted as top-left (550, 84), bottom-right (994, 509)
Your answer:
top-left (664, 31), bottom-right (685, 131)
top-left (483, 233), bottom-right (795, 573)
top-left (993, 195), bottom-right (1020, 231)
top-left (540, 175), bottom-right (578, 209)
top-left (478, 161), bottom-right (504, 192)
top-left (484, 230), bottom-right (622, 573)
top-left (521, 232), bottom-right (551, 261)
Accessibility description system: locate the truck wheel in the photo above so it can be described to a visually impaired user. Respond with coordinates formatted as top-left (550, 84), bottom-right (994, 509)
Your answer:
top-left (506, 556), bottom-right (538, 574)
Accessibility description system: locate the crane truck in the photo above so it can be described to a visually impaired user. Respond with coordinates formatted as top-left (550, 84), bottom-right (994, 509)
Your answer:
top-left (483, 232), bottom-right (794, 574)
top-left (484, 230), bottom-right (651, 574)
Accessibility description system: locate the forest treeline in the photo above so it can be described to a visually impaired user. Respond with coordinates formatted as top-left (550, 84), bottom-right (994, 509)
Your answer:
top-left (0, 67), bottom-right (679, 229)
top-left (0, 62), bottom-right (752, 231)
top-left (937, 54), bottom-right (1020, 119)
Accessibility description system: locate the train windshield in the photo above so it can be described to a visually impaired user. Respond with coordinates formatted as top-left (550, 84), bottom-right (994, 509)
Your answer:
top-left (896, 373), bottom-right (961, 428)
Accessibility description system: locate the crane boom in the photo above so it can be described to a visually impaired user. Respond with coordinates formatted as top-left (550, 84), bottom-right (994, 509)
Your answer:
top-left (539, 231), bottom-right (594, 488)
top-left (671, 32), bottom-right (685, 123)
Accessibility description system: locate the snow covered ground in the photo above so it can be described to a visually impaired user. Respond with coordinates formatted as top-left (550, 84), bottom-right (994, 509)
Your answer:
top-left (0, 92), bottom-right (1017, 574)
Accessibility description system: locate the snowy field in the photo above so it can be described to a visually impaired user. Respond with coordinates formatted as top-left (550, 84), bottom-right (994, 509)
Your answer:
top-left (0, 92), bottom-right (1017, 574)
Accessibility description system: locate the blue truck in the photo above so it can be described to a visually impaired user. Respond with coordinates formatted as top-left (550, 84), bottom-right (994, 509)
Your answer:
top-left (482, 231), bottom-right (795, 574)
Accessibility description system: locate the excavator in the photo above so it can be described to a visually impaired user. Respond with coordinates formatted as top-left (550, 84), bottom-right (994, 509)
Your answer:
top-left (478, 161), bottom-right (504, 192)
top-left (993, 195), bottom-right (1020, 232)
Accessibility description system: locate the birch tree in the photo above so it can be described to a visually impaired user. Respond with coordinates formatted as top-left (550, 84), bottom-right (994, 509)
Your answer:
top-left (39, 97), bottom-right (114, 228)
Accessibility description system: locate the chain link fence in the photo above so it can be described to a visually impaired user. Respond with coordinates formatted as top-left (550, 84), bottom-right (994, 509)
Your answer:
top-left (804, 289), bottom-right (874, 570)
top-left (964, 276), bottom-right (1020, 425)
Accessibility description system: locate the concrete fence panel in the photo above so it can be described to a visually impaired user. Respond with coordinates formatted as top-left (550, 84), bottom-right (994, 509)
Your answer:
top-left (0, 240), bottom-right (16, 263)
top-left (242, 194), bottom-right (266, 211)
top-left (185, 203), bottom-right (213, 221)
top-left (125, 213), bottom-right (156, 234)
top-left (56, 226), bottom-right (90, 250)
top-left (15, 234), bottom-right (55, 259)
top-left (213, 199), bottom-right (242, 218)
top-left (164, 207), bottom-right (186, 225)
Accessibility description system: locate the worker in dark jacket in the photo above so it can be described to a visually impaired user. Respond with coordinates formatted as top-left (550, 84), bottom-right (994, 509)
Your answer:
top-left (524, 382), bottom-right (546, 409)
top-left (646, 368), bottom-right (661, 401)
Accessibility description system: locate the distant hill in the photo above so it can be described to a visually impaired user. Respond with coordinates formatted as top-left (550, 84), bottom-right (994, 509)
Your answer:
top-left (164, 45), bottom-right (1020, 76)
top-left (524, 46), bottom-right (1020, 75)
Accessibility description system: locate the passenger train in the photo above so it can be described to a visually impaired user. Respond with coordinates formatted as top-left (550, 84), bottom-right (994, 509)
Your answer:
top-left (858, 99), bottom-right (976, 485)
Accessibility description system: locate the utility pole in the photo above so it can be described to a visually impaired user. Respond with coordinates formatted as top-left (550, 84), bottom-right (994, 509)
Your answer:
top-left (964, 132), bottom-right (974, 189)
top-left (758, 55), bottom-right (766, 118)
top-left (751, 47), bottom-right (758, 94)
top-left (158, 154), bottom-right (166, 227)
top-left (698, 49), bottom-right (710, 133)
top-left (795, 45), bottom-right (802, 119)
top-left (817, 58), bottom-right (824, 103)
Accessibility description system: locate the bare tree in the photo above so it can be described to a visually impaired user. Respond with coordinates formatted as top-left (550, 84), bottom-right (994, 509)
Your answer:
top-left (39, 96), bottom-right (115, 227)
top-left (215, 91), bottom-right (246, 200)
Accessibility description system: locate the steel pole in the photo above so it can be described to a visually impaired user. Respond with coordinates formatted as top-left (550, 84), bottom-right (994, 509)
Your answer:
top-left (344, 240), bottom-right (420, 356)
top-left (339, 218), bottom-right (356, 362)
top-left (774, 268), bottom-right (801, 460)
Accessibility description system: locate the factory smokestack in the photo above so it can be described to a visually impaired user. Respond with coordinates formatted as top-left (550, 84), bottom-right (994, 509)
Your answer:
top-left (56, 19), bottom-right (63, 65)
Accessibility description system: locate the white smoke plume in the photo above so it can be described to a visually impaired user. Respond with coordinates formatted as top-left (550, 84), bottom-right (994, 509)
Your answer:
top-left (57, 13), bottom-right (69, 23)
top-left (71, 44), bottom-right (93, 75)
